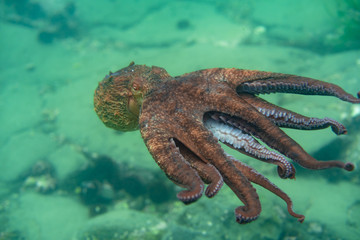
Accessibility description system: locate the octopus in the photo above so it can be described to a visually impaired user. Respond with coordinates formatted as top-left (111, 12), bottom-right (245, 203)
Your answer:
top-left (94, 62), bottom-right (359, 224)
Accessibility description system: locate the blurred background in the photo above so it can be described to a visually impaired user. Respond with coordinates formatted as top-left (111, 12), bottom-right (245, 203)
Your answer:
top-left (0, 0), bottom-right (360, 239)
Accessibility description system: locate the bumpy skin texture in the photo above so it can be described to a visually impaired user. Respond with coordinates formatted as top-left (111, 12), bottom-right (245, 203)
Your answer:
top-left (94, 62), bottom-right (360, 224)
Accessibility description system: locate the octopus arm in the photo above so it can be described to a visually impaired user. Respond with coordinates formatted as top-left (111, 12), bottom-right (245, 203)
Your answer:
top-left (205, 116), bottom-right (296, 179)
top-left (140, 122), bottom-right (205, 204)
top-left (230, 70), bottom-right (360, 104)
top-left (181, 119), bottom-right (263, 223)
top-left (174, 139), bottom-right (224, 198)
top-left (206, 90), bottom-right (354, 171)
top-left (240, 93), bottom-right (347, 135)
top-left (228, 156), bottom-right (305, 223)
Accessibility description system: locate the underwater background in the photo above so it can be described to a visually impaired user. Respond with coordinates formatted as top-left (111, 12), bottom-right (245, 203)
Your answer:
top-left (1, 0), bottom-right (360, 239)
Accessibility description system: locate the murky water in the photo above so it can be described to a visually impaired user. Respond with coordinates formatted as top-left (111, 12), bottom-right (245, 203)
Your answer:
top-left (1, 0), bottom-right (359, 239)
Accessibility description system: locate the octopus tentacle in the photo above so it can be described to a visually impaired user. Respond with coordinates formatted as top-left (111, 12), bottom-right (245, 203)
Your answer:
top-left (207, 90), bottom-right (354, 171)
top-left (140, 126), bottom-right (204, 204)
top-left (205, 116), bottom-right (295, 179)
top-left (224, 173), bottom-right (261, 224)
top-left (202, 164), bottom-right (224, 198)
top-left (169, 138), bottom-right (205, 204)
top-left (174, 139), bottom-right (224, 198)
top-left (208, 68), bottom-right (359, 104)
top-left (231, 71), bottom-right (360, 104)
top-left (179, 119), bottom-right (262, 223)
top-left (228, 156), bottom-right (305, 222)
top-left (240, 93), bottom-right (347, 135)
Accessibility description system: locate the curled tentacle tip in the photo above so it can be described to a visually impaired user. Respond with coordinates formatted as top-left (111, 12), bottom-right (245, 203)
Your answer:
top-left (277, 166), bottom-right (296, 179)
top-left (177, 191), bottom-right (203, 205)
top-left (178, 197), bottom-right (197, 205)
top-left (279, 173), bottom-right (296, 180)
top-left (288, 174), bottom-right (296, 180)
top-left (235, 207), bottom-right (259, 224)
top-left (344, 163), bottom-right (355, 171)
top-left (298, 216), bottom-right (305, 223)
top-left (331, 126), bottom-right (347, 135)
top-left (204, 188), bottom-right (216, 198)
top-left (236, 216), bottom-right (258, 224)
top-left (204, 182), bottom-right (223, 198)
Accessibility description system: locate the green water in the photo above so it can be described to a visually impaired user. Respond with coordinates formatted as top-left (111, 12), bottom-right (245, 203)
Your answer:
top-left (1, 0), bottom-right (360, 239)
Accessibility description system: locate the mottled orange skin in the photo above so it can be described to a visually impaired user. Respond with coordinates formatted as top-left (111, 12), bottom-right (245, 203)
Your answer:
top-left (94, 62), bottom-right (359, 224)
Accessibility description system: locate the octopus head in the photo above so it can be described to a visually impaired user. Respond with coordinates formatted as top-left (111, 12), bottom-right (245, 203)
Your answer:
top-left (94, 62), bottom-right (169, 131)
